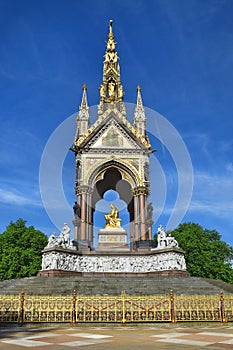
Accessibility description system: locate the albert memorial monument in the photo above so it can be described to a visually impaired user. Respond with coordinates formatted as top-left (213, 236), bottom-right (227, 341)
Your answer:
top-left (40, 21), bottom-right (187, 277)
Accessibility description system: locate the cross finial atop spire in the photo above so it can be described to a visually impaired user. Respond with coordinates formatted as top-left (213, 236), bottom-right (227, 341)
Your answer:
top-left (108, 20), bottom-right (114, 39)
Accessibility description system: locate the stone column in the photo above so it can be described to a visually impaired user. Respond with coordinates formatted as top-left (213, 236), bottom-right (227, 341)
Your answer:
top-left (73, 219), bottom-right (80, 242)
top-left (145, 200), bottom-right (154, 242)
top-left (133, 187), bottom-right (150, 247)
top-left (75, 185), bottom-right (93, 249)
top-left (148, 226), bottom-right (152, 241)
top-left (87, 188), bottom-right (94, 247)
top-left (133, 194), bottom-right (139, 242)
top-left (140, 193), bottom-right (146, 240)
top-left (80, 192), bottom-right (86, 241)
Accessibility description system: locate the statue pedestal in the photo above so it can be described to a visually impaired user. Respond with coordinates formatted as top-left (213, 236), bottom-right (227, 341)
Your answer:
top-left (96, 227), bottom-right (129, 252)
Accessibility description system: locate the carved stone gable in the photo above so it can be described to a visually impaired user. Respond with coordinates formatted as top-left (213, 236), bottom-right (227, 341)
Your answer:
top-left (90, 122), bottom-right (140, 150)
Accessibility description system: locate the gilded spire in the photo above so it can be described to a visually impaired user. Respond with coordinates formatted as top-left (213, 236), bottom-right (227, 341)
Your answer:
top-left (98, 20), bottom-right (124, 113)
top-left (136, 85), bottom-right (143, 107)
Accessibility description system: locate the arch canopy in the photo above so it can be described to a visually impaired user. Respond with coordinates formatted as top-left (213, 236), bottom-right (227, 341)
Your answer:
top-left (92, 167), bottom-right (134, 221)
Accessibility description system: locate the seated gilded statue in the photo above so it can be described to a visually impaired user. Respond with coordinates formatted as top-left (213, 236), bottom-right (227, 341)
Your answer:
top-left (104, 204), bottom-right (121, 228)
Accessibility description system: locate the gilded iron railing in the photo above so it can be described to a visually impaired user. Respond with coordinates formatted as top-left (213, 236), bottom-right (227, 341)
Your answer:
top-left (123, 293), bottom-right (171, 323)
top-left (0, 295), bottom-right (20, 322)
top-left (224, 295), bottom-right (233, 322)
top-left (75, 292), bottom-right (171, 323)
top-left (0, 290), bottom-right (232, 324)
top-left (24, 295), bottom-right (73, 323)
top-left (174, 295), bottom-right (221, 322)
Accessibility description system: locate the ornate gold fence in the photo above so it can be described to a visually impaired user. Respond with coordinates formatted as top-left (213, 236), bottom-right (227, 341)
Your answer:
top-left (75, 293), bottom-right (171, 323)
top-left (224, 296), bottom-right (233, 322)
top-left (0, 295), bottom-right (20, 322)
top-left (0, 290), bottom-right (232, 324)
top-left (175, 295), bottom-right (221, 322)
top-left (24, 295), bottom-right (73, 323)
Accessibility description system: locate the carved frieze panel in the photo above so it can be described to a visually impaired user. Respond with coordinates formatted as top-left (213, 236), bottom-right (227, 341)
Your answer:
top-left (41, 251), bottom-right (186, 273)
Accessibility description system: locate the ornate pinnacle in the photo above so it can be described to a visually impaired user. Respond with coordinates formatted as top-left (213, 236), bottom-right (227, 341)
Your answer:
top-left (80, 84), bottom-right (88, 109)
top-left (133, 85), bottom-right (146, 136)
top-left (75, 85), bottom-right (90, 140)
top-left (136, 85), bottom-right (143, 107)
top-left (98, 20), bottom-right (124, 107)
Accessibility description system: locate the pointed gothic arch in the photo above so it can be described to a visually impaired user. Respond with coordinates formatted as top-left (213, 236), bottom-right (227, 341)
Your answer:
top-left (91, 165), bottom-right (134, 221)
top-left (73, 159), bottom-right (151, 250)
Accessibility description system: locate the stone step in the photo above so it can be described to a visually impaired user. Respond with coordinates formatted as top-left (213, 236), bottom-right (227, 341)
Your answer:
top-left (0, 275), bottom-right (233, 296)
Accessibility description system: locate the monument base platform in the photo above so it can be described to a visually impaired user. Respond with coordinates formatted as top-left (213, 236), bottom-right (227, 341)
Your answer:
top-left (40, 246), bottom-right (187, 276)
top-left (38, 269), bottom-right (189, 277)
top-left (96, 227), bottom-right (129, 252)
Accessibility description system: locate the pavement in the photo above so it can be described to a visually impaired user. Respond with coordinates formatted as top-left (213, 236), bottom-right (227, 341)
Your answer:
top-left (0, 323), bottom-right (233, 349)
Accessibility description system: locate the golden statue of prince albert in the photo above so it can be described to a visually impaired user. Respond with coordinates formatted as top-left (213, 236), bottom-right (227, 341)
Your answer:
top-left (104, 204), bottom-right (121, 228)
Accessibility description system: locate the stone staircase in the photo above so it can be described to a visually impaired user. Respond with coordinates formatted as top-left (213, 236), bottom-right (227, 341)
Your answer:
top-left (0, 275), bottom-right (233, 296)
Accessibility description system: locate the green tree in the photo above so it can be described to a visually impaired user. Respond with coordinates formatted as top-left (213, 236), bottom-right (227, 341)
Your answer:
top-left (169, 223), bottom-right (233, 283)
top-left (0, 219), bottom-right (48, 280)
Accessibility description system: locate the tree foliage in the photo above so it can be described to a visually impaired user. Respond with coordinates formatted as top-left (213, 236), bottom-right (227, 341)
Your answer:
top-left (0, 219), bottom-right (48, 280)
top-left (169, 223), bottom-right (233, 283)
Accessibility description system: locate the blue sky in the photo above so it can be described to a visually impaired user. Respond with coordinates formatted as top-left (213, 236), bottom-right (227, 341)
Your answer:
top-left (0, 0), bottom-right (233, 246)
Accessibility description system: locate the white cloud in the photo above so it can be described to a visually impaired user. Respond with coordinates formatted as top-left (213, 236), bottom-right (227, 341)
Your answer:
top-left (194, 171), bottom-right (232, 191)
top-left (0, 188), bottom-right (41, 207)
top-left (188, 171), bottom-right (233, 218)
top-left (226, 162), bottom-right (233, 172)
top-left (160, 170), bottom-right (233, 220)
top-left (189, 199), bottom-right (233, 218)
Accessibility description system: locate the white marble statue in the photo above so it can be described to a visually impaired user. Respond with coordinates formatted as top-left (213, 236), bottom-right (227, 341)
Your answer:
top-left (157, 225), bottom-right (167, 247)
top-left (47, 233), bottom-right (56, 247)
top-left (157, 225), bottom-right (179, 249)
top-left (57, 223), bottom-right (71, 247)
top-left (44, 223), bottom-right (75, 250)
top-left (167, 233), bottom-right (178, 247)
